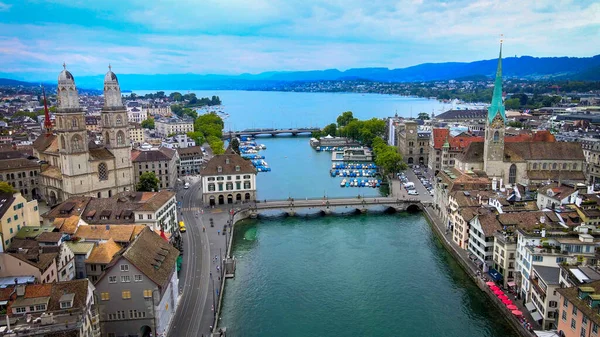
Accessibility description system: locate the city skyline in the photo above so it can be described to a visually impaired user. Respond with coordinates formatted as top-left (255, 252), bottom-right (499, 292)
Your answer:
top-left (0, 0), bottom-right (599, 80)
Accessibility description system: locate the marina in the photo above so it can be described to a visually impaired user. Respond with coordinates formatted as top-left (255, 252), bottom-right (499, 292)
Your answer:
top-left (238, 136), bottom-right (271, 172)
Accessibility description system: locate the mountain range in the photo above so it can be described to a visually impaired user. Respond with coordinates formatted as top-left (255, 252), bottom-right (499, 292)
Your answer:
top-left (2, 54), bottom-right (599, 90)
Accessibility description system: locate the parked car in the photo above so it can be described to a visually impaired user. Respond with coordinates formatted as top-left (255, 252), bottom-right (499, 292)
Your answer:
top-left (408, 190), bottom-right (419, 195)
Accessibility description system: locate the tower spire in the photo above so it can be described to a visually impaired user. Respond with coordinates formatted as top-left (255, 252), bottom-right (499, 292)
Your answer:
top-left (42, 86), bottom-right (53, 136)
top-left (487, 36), bottom-right (506, 124)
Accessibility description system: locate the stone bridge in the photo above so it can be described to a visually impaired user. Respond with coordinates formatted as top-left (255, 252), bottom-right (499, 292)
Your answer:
top-left (223, 127), bottom-right (320, 139)
top-left (230, 197), bottom-right (429, 219)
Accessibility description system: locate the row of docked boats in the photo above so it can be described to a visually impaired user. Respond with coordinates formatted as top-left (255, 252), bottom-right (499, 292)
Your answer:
top-left (332, 162), bottom-right (377, 170)
top-left (330, 169), bottom-right (377, 178)
top-left (239, 138), bottom-right (270, 172)
top-left (340, 178), bottom-right (381, 188)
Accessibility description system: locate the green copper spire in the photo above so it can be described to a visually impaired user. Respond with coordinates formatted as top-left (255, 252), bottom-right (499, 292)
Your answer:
top-left (488, 42), bottom-right (506, 124)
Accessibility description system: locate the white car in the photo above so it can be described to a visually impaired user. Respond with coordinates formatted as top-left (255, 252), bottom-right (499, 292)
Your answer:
top-left (408, 190), bottom-right (418, 196)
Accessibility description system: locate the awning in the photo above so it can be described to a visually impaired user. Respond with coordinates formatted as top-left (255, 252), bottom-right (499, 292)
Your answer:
top-left (531, 311), bottom-right (544, 322)
top-left (507, 281), bottom-right (516, 287)
top-left (525, 302), bottom-right (537, 312)
top-left (488, 268), bottom-right (503, 282)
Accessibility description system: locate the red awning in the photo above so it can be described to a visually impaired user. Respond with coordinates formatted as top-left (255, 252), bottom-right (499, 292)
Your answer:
top-left (512, 310), bottom-right (523, 316)
top-left (498, 295), bottom-right (509, 301)
top-left (493, 290), bottom-right (504, 296)
top-left (507, 305), bottom-right (518, 310)
top-left (486, 282), bottom-right (496, 286)
top-left (502, 299), bottom-right (513, 305)
top-left (490, 285), bottom-right (500, 291)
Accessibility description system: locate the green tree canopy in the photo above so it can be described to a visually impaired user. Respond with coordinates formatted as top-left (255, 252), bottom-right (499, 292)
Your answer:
top-left (141, 118), bottom-right (155, 129)
top-left (322, 123), bottom-right (337, 137)
top-left (187, 131), bottom-right (205, 145)
top-left (0, 181), bottom-right (16, 194)
top-left (372, 137), bottom-right (407, 175)
top-left (417, 112), bottom-right (430, 120)
top-left (504, 98), bottom-right (521, 110)
top-left (207, 136), bottom-right (225, 155)
top-left (136, 172), bottom-right (160, 192)
top-left (337, 111), bottom-right (357, 128)
top-left (230, 137), bottom-right (240, 155)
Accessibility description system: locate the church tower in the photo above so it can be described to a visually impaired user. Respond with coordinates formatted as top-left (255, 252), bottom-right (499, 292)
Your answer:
top-left (55, 64), bottom-right (91, 180)
top-left (101, 66), bottom-right (134, 191)
top-left (483, 42), bottom-right (506, 177)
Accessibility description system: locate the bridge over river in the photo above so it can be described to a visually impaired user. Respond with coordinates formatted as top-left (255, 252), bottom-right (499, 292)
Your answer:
top-left (227, 196), bottom-right (431, 219)
top-left (223, 127), bottom-right (320, 139)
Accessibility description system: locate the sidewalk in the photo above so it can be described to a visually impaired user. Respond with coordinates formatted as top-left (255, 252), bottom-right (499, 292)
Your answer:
top-left (423, 204), bottom-right (539, 336)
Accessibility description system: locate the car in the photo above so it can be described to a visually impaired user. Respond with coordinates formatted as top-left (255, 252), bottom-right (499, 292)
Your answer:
top-left (179, 221), bottom-right (186, 233)
top-left (408, 190), bottom-right (419, 195)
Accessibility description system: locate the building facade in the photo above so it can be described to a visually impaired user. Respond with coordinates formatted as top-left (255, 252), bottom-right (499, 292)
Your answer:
top-left (155, 116), bottom-right (193, 138)
top-left (33, 65), bottom-right (135, 206)
top-left (0, 192), bottom-right (40, 251)
top-left (201, 151), bottom-right (257, 206)
top-left (132, 147), bottom-right (179, 190)
top-left (177, 146), bottom-right (203, 176)
top-left (396, 120), bottom-right (430, 166)
top-left (129, 123), bottom-right (145, 145)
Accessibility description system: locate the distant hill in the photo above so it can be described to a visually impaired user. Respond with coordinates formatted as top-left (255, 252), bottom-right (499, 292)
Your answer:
top-left (3, 54), bottom-right (599, 90)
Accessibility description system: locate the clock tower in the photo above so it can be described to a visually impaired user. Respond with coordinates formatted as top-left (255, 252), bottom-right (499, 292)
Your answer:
top-left (483, 41), bottom-right (506, 177)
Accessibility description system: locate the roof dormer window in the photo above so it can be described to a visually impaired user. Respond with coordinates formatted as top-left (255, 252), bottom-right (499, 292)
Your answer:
top-left (226, 158), bottom-right (230, 164)
top-left (235, 165), bottom-right (240, 172)
top-left (217, 166), bottom-right (222, 173)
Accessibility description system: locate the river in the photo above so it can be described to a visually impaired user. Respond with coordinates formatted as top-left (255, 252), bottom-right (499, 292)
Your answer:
top-left (134, 90), bottom-right (511, 336)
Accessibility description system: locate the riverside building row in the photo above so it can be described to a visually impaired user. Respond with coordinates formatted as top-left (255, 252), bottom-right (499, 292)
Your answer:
top-left (428, 44), bottom-right (600, 334)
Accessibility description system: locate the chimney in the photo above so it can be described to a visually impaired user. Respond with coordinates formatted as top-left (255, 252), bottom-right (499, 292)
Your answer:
top-left (16, 285), bottom-right (25, 297)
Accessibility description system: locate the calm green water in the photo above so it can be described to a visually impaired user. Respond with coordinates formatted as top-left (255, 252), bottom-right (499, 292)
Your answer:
top-left (220, 214), bottom-right (518, 337)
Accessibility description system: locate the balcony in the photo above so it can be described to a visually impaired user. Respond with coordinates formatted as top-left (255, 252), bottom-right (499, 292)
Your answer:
top-left (530, 277), bottom-right (547, 302)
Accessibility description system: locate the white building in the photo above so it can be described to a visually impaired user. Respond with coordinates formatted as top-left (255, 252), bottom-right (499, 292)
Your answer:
top-left (201, 151), bottom-right (257, 206)
top-left (127, 106), bottom-right (148, 123)
top-left (536, 183), bottom-right (579, 210)
top-left (155, 116), bottom-right (194, 138)
top-left (467, 209), bottom-right (501, 270)
top-left (161, 134), bottom-right (196, 149)
top-left (529, 265), bottom-right (560, 329)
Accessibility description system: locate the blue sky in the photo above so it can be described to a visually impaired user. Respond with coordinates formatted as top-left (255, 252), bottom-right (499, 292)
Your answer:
top-left (0, 0), bottom-right (599, 80)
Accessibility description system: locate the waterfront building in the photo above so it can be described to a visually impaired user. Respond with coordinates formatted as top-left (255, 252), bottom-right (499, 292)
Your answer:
top-left (448, 190), bottom-right (483, 249)
top-left (177, 146), bottom-right (204, 176)
top-left (456, 44), bottom-right (585, 187)
top-left (0, 191), bottom-right (40, 251)
top-left (94, 227), bottom-right (179, 337)
top-left (536, 183), bottom-right (580, 210)
top-left (154, 116), bottom-right (193, 137)
top-left (493, 229), bottom-right (517, 289)
top-left (309, 135), bottom-right (360, 148)
top-left (131, 147), bottom-right (179, 190)
top-left (0, 150), bottom-right (41, 200)
top-left (143, 104), bottom-right (171, 117)
top-left (201, 150), bottom-right (256, 206)
top-left (529, 265), bottom-right (561, 329)
top-left (129, 122), bottom-right (145, 145)
top-left (556, 282), bottom-right (600, 337)
top-left (33, 65), bottom-right (135, 206)
top-left (434, 109), bottom-right (487, 123)
top-left (385, 116), bottom-right (402, 146)
top-left (396, 120), bottom-right (430, 166)
top-left (0, 279), bottom-right (100, 336)
top-left (467, 208), bottom-right (501, 269)
top-left (42, 190), bottom-right (178, 234)
top-left (428, 128), bottom-right (482, 173)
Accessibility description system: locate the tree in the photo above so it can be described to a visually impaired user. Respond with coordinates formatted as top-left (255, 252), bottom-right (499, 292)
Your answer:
top-left (136, 172), bottom-right (160, 192)
top-left (417, 112), bottom-right (430, 120)
top-left (187, 131), bottom-right (205, 145)
top-left (337, 111), bottom-right (356, 128)
top-left (207, 136), bottom-right (225, 155)
top-left (322, 123), bottom-right (337, 137)
top-left (230, 137), bottom-right (240, 154)
top-left (507, 121), bottom-right (524, 128)
top-left (0, 181), bottom-right (16, 194)
top-left (141, 118), bottom-right (155, 129)
top-left (504, 98), bottom-right (521, 110)
top-left (170, 92), bottom-right (183, 102)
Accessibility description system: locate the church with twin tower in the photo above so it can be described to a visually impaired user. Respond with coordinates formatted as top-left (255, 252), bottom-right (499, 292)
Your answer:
top-left (33, 65), bottom-right (135, 205)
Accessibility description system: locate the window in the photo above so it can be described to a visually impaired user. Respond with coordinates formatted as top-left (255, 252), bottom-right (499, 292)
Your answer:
top-left (543, 163), bottom-right (547, 169)
top-left (143, 289), bottom-right (153, 298)
top-left (60, 301), bottom-right (71, 309)
top-left (235, 165), bottom-right (240, 172)
top-left (120, 264), bottom-right (129, 272)
top-left (15, 307), bottom-right (26, 313)
top-left (244, 181), bottom-right (251, 189)
top-left (562, 310), bottom-right (567, 321)
top-left (134, 274), bottom-right (142, 282)
top-left (226, 182), bottom-right (233, 191)
top-left (553, 163), bottom-right (557, 170)
top-left (138, 214), bottom-right (143, 220)
top-left (71, 134), bottom-right (83, 151)
top-left (116, 116), bottom-right (122, 125)
top-left (98, 162), bottom-right (108, 180)
top-left (108, 276), bottom-right (117, 283)
top-left (101, 292), bottom-right (110, 301)
top-left (147, 214), bottom-right (152, 220)
top-left (71, 117), bottom-right (78, 128)
top-left (117, 131), bottom-right (125, 145)
top-left (508, 164), bottom-right (517, 185)
top-left (122, 290), bottom-right (131, 299)
top-left (563, 163), bottom-right (568, 170)
top-left (564, 297), bottom-right (569, 307)
top-left (217, 166), bottom-right (222, 173)
top-left (593, 323), bottom-right (598, 335)
top-left (572, 318), bottom-right (576, 330)
top-left (493, 131), bottom-right (499, 142)
top-left (583, 316), bottom-right (588, 325)
top-left (573, 306), bottom-right (578, 316)
top-left (549, 301), bottom-right (558, 308)
top-left (121, 275), bottom-right (131, 283)
top-left (582, 327), bottom-right (587, 337)
top-left (208, 183), bottom-right (215, 191)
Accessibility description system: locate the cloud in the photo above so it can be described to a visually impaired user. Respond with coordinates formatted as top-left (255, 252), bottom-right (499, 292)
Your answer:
top-left (0, 1), bottom-right (10, 11)
top-left (0, 0), bottom-right (599, 78)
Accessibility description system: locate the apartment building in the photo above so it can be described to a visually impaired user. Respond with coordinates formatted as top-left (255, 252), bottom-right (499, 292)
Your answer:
top-left (154, 116), bottom-right (193, 137)
top-left (132, 147), bottom-right (179, 191)
top-left (0, 191), bottom-right (40, 251)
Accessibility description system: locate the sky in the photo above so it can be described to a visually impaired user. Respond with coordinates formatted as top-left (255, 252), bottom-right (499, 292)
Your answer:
top-left (0, 0), bottom-right (599, 80)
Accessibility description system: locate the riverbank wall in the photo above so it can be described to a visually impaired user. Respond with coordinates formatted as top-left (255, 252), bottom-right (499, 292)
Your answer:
top-left (422, 206), bottom-right (535, 337)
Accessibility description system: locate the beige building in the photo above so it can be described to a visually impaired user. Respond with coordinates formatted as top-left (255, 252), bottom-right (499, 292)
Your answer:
top-left (85, 115), bottom-right (101, 132)
top-left (0, 191), bottom-right (40, 250)
top-left (33, 65), bottom-right (135, 206)
top-left (0, 248), bottom-right (58, 283)
top-left (155, 116), bottom-right (194, 137)
top-left (201, 150), bottom-right (257, 205)
top-left (0, 151), bottom-right (41, 200)
top-left (143, 104), bottom-right (171, 117)
top-left (396, 120), bottom-right (430, 166)
top-left (129, 122), bottom-right (145, 145)
top-left (132, 147), bottom-right (179, 190)
top-left (581, 138), bottom-right (600, 185)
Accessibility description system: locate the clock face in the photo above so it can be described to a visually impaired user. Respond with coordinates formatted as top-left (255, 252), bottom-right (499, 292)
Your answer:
top-left (491, 115), bottom-right (504, 129)
top-left (409, 130), bottom-right (414, 134)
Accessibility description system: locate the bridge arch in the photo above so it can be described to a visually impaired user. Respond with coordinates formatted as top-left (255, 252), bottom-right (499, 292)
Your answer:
top-left (406, 204), bottom-right (421, 213)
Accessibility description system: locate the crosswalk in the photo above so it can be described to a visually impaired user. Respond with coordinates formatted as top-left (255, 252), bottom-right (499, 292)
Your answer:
top-left (181, 207), bottom-right (202, 212)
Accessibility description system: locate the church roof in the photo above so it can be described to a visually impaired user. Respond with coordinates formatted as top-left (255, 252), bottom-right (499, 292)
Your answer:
top-left (40, 165), bottom-right (62, 180)
top-left (89, 148), bottom-right (115, 160)
top-left (459, 141), bottom-right (485, 163)
top-left (527, 170), bottom-right (586, 182)
top-left (32, 134), bottom-right (57, 153)
top-left (435, 109), bottom-right (487, 121)
top-left (487, 43), bottom-right (506, 124)
top-left (504, 142), bottom-right (584, 162)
